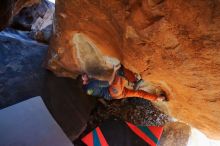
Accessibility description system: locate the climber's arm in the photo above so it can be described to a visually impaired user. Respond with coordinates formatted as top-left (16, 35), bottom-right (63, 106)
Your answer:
top-left (108, 64), bottom-right (121, 85)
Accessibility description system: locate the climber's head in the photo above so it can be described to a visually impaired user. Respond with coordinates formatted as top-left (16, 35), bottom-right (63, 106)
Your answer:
top-left (81, 73), bottom-right (89, 85)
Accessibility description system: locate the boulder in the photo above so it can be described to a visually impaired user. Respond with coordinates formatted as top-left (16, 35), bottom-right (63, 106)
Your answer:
top-left (12, 0), bottom-right (55, 43)
top-left (159, 122), bottom-right (191, 146)
top-left (29, 24), bottom-right (53, 43)
top-left (12, 0), bottom-right (54, 31)
top-left (0, 0), bottom-right (40, 31)
top-left (46, 0), bottom-right (220, 139)
top-left (0, 28), bottom-right (48, 107)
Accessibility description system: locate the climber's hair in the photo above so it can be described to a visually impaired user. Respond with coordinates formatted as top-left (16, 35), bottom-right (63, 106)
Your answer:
top-left (77, 72), bottom-right (87, 84)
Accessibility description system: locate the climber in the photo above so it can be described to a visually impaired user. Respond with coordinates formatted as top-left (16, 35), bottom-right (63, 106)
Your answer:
top-left (81, 64), bottom-right (166, 101)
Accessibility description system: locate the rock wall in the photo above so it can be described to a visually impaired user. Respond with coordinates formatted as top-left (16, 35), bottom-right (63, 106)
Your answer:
top-left (47, 0), bottom-right (220, 139)
top-left (0, 0), bottom-right (40, 31)
top-left (159, 122), bottom-right (191, 146)
top-left (11, 0), bottom-right (55, 43)
top-left (0, 28), bottom-right (47, 108)
top-left (12, 0), bottom-right (54, 31)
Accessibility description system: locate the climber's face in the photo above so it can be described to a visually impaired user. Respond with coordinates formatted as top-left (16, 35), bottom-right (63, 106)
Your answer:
top-left (82, 73), bottom-right (89, 85)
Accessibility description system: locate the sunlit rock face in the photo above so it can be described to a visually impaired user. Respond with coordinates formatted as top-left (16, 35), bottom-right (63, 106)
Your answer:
top-left (159, 122), bottom-right (191, 146)
top-left (0, 0), bottom-right (40, 31)
top-left (47, 0), bottom-right (220, 139)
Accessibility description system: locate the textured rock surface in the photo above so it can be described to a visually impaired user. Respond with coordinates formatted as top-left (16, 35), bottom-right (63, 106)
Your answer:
top-left (47, 0), bottom-right (220, 139)
top-left (0, 28), bottom-right (47, 106)
top-left (0, 0), bottom-right (40, 31)
top-left (158, 122), bottom-right (191, 146)
top-left (12, 0), bottom-right (54, 31)
top-left (12, 0), bottom-right (54, 43)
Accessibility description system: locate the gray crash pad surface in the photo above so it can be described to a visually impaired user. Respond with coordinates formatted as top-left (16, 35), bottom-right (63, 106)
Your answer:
top-left (0, 96), bottom-right (73, 146)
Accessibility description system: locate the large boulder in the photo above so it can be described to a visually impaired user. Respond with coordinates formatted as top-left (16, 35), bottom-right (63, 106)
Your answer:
top-left (159, 122), bottom-right (191, 146)
top-left (0, 0), bottom-right (40, 31)
top-left (12, 0), bottom-right (54, 31)
top-left (0, 0), bottom-right (54, 43)
top-left (0, 28), bottom-right (48, 108)
top-left (47, 0), bottom-right (220, 139)
top-left (12, 0), bottom-right (55, 43)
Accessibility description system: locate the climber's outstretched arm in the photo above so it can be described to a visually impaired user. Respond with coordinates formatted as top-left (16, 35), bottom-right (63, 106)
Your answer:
top-left (108, 64), bottom-right (121, 85)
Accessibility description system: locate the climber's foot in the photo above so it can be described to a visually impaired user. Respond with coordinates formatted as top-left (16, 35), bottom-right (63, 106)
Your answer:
top-left (159, 90), bottom-right (169, 102)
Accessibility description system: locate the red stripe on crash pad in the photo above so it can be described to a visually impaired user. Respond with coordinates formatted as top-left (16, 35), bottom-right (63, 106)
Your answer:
top-left (96, 127), bottom-right (109, 146)
top-left (147, 126), bottom-right (163, 139)
top-left (82, 131), bottom-right (94, 146)
top-left (126, 122), bottom-right (156, 146)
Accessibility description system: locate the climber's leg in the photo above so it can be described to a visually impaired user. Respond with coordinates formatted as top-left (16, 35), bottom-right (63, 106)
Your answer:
top-left (121, 88), bottom-right (157, 101)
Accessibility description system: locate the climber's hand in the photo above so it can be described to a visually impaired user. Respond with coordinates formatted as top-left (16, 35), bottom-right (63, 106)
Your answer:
top-left (113, 64), bottom-right (121, 71)
top-left (156, 96), bottom-right (166, 102)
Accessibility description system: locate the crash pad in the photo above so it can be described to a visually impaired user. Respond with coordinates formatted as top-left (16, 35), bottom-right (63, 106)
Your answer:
top-left (0, 96), bottom-right (73, 146)
top-left (82, 118), bottom-right (163, 146)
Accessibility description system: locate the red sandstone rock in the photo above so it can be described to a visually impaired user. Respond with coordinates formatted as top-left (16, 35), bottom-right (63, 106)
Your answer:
top-left (47, 0), bottom-right (220, 139)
